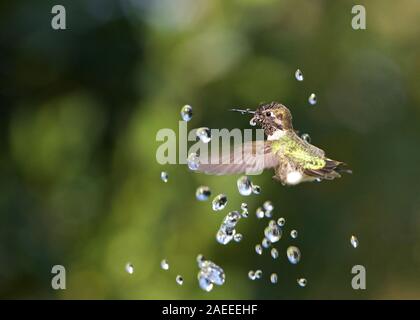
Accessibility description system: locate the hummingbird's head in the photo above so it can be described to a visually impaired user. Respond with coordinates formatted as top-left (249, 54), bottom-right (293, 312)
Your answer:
top-left (251, 102), bottom-right (293, 135)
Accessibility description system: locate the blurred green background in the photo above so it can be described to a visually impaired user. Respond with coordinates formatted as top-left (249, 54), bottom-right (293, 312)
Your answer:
top-left (1, 0), bottom-right (420, 299)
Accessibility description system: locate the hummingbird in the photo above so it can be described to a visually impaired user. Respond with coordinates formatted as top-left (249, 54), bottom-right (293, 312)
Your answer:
top-left (197, 102), bottom-right (351, 185)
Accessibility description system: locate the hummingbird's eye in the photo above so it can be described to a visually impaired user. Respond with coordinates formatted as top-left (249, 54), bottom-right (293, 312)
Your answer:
top-left (265, 111), bottom-right (272, 117)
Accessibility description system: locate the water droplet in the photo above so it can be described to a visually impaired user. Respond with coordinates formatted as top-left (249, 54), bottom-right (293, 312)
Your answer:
top-left (287, 246), bottom-right (301, 264)
top-left (256, 207), bottom-right (265, 219)
top-left (295, 69), bottom-right (304, 81)
top-left (216, 211), bottom-right (241, 245)
top-left (277, 217), bottom-right (286, 227)
top-left (271, 247), bottom-right (279, 259)
top-left (251, 184), bottom-right (261, 194)
top-left (196, 127), bottom-right (211, 143)
top-left (249, 118), bottom-right (257, 126)
top-left (350, 235), bottom-right (359, 248)
top-left (160, 259), bottom-right (169, 270)
top-left (234, 233), bottom-right (243, 242)
top-left (248, 270), bottom-right (256, 280)
top-left (125, 263), bottom-right (134, 274)
top-left (187, 152), bottom-right (200, 170)
top-left (308, 93), bottom-right (317, 105)
top-left (301, 133), bottom-right (311, 143)
top-left (196, 254), bottom-right (205, 268)
top-left (297, 278), bottom-right (307, 287)
top-left (216, 229), bottom-right (235, 245)
top-left (240, 203), bottom-right (249, 218)
top-left (196, 186), bottom-right (211, 201)
top-left (264, 221), bottom-right (282, 243)
top-left (264, 210), bottom-right (272, 218)
top-left (255, 270), bottom-right (262, 279)
top-left (212, 194), bottom-right (228, 211)
top-left (290, 230), bottom-right (298, 239)
top-left (263, 201), bottom-right (274, 212)
top-left (255, 244), bottom-right (263, 255)
top-left (180, 104), bottom-right (193, 121)
top-left (262, 238), bottom-right (271, 248)
top-left (237, 176), bottom-right (253, 196)
top-left (199, 260), bottom-right (225, 286)
top-left (160, 171), bottom-right (168, 183)
top-left (270, 273), bottom-right (278, 284)
top-left (197, 271), bottom-right (214, 292)
top-left (176, 275), bottom-right (184, 285)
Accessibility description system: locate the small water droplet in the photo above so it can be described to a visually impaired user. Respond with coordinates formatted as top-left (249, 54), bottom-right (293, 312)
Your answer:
top-left (264, 221), bottom-right (282, 243)
top-left (125, 263), bottom-right (134, 274)
top-left (249, 118), bottom-right (257, 126)
top-left (271, 247), bottom-right (279, 259)
top-left (262, 238), bottom-right (271, 248)
top-left (287, 246), bottom-right (301, 264)
top-left (290, 230), bottom-right (298, 239)
top-left (350, 235), bottom-right (359, 248)
top-left (255, 244), bottom-right (263, 255)
top-left (212, 194), bottom-right (228, 211)
top-left (251, 184), bottom-right (261, 194)
top-left (160, 259), bottom-right (169, 270)
top-left (196, 186), bottom-right (211, 201)
top-left (237, 176), bottom-right (253, 196)
top-left (263, 201), bottom-right (274, 212)
top-left (295, 69), bottom-right (304, 81)
top-left (301, 133), bottom-right (311, 143)
top-left (234, 233), bottom-right (243, 242)
top-left (308, 93), bottom-right (317, 105)
top-left (197, 271), bottom-right (214, 292)
top-left (196, 254), bottom-right (205, 268)
top-left (297, 278), bottom-right (307, 287)
top-left (176, 275), bottom-right (184, 285)
top-left (256, 207), bottom-right (265, 219)
top-left (196, 127), bottom-right (211, 143)
top-left (270, 273), bottom-right (278, 284)
top-left (248, 270), bottom-right (256, 280)
top-left (187, 152), bottom-right (200, 171)
top-left (180, 104), bottom-right (193, 121)
top-left (255, 270), bottom-right (262, 279)
top-left (277, 217), bottom-right (286, 227)
top-left (240, 203), bottom-right (249, 218)
top-left (160, 171), bottom-right (169, 183)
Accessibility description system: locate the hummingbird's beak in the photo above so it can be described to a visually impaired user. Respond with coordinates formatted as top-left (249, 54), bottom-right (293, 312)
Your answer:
top-left (229, 108), bottom-right (255, 115)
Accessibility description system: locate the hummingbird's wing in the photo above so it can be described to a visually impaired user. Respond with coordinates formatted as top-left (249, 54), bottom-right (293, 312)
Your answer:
top-left (304, 159), bottom-right (352, 180)
top-left (197, 141), bottom-right (279, 175)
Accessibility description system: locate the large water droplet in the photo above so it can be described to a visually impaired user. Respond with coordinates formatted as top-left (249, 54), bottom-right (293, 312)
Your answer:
top-left (216, 229), bottom-right (235, 245)
top-left (196, 186), bottom-right (211, 201)
top-left (297, 278), bottom-right (307, 287)
top-left (301, 133), bottom-right (311, 143)
top-left (350, 235), bottom-right (359, 248)
top-left (176, 275), bottom-right (184, 285)
top-left (270, 273), bottom-right (278, 284)
top-left (180, 104), bottom-right (193, 121)
top-left (287, 246), bottom-right (301, 264)
top-left (271, 247), bottom-right (279, 259)
top-left (160, 259), bottom-right (169, 270)
top-left (290, 230), bottom-right (298, 239)
top-left (295, 69), bottom-right (304, 81)
top-left (264, 221), bottom-right (282, 243)
top-left (216, 211), bottom-right (241, 245)
top-left (196, 127), bottom-right (211, 143)
top-left (187, 153), bottom-right (200, 171)
top-left (160, 171), bottom-right (168, 183)
top-left (255, 244), bottom-right (263, 255)
top-left (308, 93), bottom-right (317, 105)
top-left (277, 217), bottom-right (286, 227)
top-left (237, 176), bottom-right (253, 196)
top-left (198, 271), bottom-right (214, 292)
top-left (125, 263), bottom-right (134, 274)
top-left (212, 194), bottom-right (228, 211)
